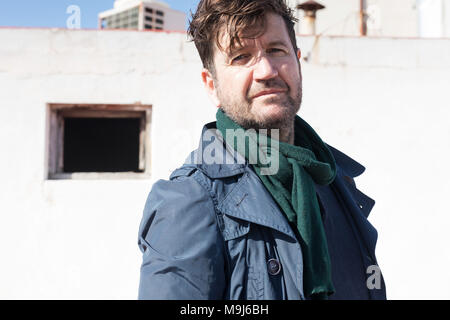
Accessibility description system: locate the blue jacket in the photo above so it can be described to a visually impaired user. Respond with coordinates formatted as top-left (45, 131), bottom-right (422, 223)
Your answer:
top-left (138, 122), bottom-right (386, 300)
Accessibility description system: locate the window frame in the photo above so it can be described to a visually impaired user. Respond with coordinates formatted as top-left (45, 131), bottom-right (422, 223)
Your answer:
top-left (46, 103), bottom-right (152, 180)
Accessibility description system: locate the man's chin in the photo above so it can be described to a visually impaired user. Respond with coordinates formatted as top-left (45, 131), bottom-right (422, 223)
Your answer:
top-left (252, 104), bottom-right (294, 128)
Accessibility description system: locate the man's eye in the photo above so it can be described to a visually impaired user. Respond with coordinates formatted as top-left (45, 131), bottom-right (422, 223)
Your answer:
top-left (232, 54), bottom-right (250, 63)
top-left (267, 48), bottom-right (285, 55)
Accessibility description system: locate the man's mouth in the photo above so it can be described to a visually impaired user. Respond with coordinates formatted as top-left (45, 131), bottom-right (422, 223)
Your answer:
top-left (252, 89), bottom-right (287, 99)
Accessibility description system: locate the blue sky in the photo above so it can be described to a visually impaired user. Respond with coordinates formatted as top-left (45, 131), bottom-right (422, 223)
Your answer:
top-left (0, 0), bottom-right (200, 29)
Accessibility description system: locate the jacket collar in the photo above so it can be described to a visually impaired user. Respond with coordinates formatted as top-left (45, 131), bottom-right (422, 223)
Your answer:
top-left (180, 122), bottom-right (295, 238)
top-left (183, 121), bottom-right (247, 178)
top-left (183, 121), bottom-right (366, 180)
top-left (179, 121), bottom-right (369, 239)
top-left (327, 145), bottom-right (366, 178)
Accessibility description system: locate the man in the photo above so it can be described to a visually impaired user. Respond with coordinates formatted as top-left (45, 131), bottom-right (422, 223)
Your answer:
top-left (138, 0), bottom-right (386, 300)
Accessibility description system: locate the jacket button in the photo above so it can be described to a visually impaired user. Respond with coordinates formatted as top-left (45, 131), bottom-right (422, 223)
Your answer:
top-left (267, 258), bottom-right (281, 276)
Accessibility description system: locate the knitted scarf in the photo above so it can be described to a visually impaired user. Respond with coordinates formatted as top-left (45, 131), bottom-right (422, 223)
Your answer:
top-left (216, 108), bottom-right (336, 299)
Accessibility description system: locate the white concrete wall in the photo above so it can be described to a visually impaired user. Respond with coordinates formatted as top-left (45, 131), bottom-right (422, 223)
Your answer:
top-left (366, 0), bottom-right (418, 37)
top-left (0, 28), bottom-right (212, 299)
top-left (298, 34), bottom-right (450, 299)
top-left (294, 0), bottom-right (419, 37)
top-left (418, 0), bottom-right (450, 37)
top-left (0, 28), bottom-right (449, 299)
top-left (300, 0), bottom-right (360, 36)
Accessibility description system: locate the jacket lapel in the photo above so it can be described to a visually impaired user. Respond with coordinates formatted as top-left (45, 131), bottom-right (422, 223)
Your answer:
top-left (218, 166), bottom-right (297, 240)
top-left (189, 123), bottom-right (375, 244)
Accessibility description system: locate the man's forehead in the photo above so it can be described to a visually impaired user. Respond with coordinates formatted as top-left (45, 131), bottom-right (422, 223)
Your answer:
top-left (215, 25), bottom-right (261, 54)
top-left (214, 13), bottom-right (289, 56)
top-left (216, 28), bottom-right (287, 56)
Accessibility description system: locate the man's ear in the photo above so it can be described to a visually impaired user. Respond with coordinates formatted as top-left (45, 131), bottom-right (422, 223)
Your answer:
top-left (201, 68), bottom-right (220, 107)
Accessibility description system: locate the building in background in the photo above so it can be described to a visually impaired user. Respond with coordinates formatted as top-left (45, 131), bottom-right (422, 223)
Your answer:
top-left (292, 0), bottom-right (450, 38)
top-left (417, 0), bottom-right (450, 37)
top-left (98, 0), bottom-right (185, 31)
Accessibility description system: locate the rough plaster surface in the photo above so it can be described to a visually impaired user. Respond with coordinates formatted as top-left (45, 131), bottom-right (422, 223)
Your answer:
top-left (0, 28), bottom-right (449, 299)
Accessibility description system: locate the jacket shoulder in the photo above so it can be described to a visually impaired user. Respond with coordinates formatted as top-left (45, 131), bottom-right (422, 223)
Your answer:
top-left (138, 169), bottom-right (219, 255)
top-left (137, 169), bottom-right (226, 299)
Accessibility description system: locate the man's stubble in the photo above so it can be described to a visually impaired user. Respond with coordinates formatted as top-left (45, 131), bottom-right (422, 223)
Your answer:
top-left (215, 73), bottom-right (302, 141)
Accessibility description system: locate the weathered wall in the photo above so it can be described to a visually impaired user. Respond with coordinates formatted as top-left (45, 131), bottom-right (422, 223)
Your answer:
top-left (0, 28), bottom-right (210, 299)
top-left (0, 28), bottom-right (449, 299)
top-left (299, 35), bottom-right (450, 299)
top-left (294, 0), bottom-right (450, 38)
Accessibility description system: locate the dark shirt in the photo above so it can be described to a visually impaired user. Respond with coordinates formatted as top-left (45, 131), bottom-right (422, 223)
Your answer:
top-left (315, 183), bottom-right (371, 299)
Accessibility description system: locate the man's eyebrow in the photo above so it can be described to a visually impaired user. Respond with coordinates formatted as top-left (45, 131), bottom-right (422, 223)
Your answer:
top-left (227, 44), bottom-right (251, 57)
top-left (266, 40), bottom-right (290, 48)
top-left (227, 40), bottom-right (290, 56)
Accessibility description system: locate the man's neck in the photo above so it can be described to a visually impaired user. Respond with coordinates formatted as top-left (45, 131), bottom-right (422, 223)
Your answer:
top-left (279, 122), bottom-right (295, 145)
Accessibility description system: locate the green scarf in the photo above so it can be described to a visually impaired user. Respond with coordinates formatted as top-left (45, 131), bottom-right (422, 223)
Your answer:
top-left (216, 108), bottom-right (336, 299)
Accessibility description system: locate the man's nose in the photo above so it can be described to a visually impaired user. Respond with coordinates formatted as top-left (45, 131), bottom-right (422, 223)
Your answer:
top-left (253, 56), bottom-right (278, 81)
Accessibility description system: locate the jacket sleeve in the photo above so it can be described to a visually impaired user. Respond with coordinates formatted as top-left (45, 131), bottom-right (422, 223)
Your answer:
top-left (137, 172), bottom-right (226, 300)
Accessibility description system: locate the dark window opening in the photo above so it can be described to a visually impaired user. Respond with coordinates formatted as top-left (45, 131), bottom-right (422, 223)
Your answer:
top-left (145, 16), bottom-right (153, 22)
top-left (47, 104), bottom-right (152, 179)
top-left (155, 18), bottom-right (163, 24)
top-left (155, 27), bottom-right (163, 30)
top-left (64, 118), bottom-right (140, 173)
top-left (156, 10), bottom-right (164, 16)
top-left (145, 8), bottom-right (153, 14)
top-left (145, 24), bottom-right (153, 29)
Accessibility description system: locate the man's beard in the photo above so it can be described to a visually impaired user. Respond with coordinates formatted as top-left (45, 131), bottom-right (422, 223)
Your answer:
top-left (217, 81), bottom-right (302, 132)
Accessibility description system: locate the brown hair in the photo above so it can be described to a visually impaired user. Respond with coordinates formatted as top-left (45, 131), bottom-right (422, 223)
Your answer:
top-left (187, 0), bottom-right (298, 75)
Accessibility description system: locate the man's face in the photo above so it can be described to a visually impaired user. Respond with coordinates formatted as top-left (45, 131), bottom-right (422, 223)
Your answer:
top-left (202, 12), bottom-right (302, 130)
